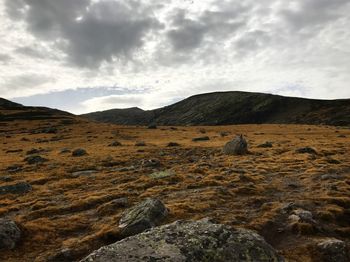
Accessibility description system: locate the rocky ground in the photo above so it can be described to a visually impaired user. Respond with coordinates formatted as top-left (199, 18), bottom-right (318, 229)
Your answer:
top-left (0, 113), bottom-right (350, 261)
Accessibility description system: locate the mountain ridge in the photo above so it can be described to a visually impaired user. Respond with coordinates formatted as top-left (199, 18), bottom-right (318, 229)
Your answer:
top-left (82, 91), bottom-right (350, 126)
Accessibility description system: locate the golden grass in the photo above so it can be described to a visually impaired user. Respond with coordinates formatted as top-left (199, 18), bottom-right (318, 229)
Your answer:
top-left (0, 114), bottom-right (350, 261)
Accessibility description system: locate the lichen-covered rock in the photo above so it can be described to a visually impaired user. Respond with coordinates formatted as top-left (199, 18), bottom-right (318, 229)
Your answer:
top-left (0, 219), bottom-right (21, 249)
top-left (316, 238), bottom-right (349, 262)
top-left (223, 135), bottom-right (248, 155)
top-left (118, 198), bottom-right (168, 237)
top-left (81, 219), bottom-right (283, 262)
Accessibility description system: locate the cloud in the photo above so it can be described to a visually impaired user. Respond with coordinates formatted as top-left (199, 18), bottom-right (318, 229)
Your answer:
top-left (6, 0), bottom-right (162, 68)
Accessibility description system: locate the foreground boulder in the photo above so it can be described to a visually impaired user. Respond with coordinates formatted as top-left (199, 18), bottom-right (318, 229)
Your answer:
top-left (223, 135), bottom-right (248, 155)
top-left (118, 198), bottom-right (168, 237)
top-left (316, 238), bottom-right (349, 262)
top-left (0, 219), bottom-right (21, 249)
top-left (81, 218), bottom-right (283, 262)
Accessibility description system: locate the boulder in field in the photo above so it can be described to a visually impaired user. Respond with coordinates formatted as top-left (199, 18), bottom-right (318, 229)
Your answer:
top-left (0, 219), bottom-right (21, 249)
top-left (223, 135), bottom-right (248, 155)
top-left (118, 198), bottom-right (168, 237)
top-left (81, 218), bottom-right (284, 262)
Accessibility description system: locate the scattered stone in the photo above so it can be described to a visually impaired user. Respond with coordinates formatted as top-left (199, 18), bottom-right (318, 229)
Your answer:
top-left (6, 149), bottom-right (23, 153)
top-left (142, 159), bottom-right (161, 168)
top-left (119, 198), bottom-right (168, 237)
top-left (0, 219), bottom-right (21, 250)
top-left (72, 148), bottom-right (87, 157)
top-left (20, 137), bottom-right (30, 142)
top-left (316, 238), bottom-right (349, 262)
top-left (135, 141), bottom-right (146, 146)
top-left (0, 182), bottom-right (32, 195)
top-left (60, 148), bottom-right (71, 154)
top-left (296, 147), bottom-right (317, 154)
top-left (26, 148), bottom-right (44, 155)
top-left (219, 131), bottom-right (229, 137)
top-left (192, 136), bottom-right (210, 142)
top-left (289, 209), bottom-right (315, 224)
top-left (326, 158), bottom-right (341, 164)
top-left (337, 134), bottom-right (346, 138)
top-left (258, 141), bottom-right (273, 148)
top-left (167, 142), bottom-right (180, 147)
top-left (0, 176), bottom-right (13, 182)
top-left (148, 170), bottom-right (175, 179)
top-left (108, 141), bottom-right (122, 147)
top-left (71, 170), bottom-right (98, 178)
top-left (112, 166), bottom-right (136, 172)
top-left (6, 164), bottom-right (23, 173)
top-left (24, 155), bottom-right (48, 165)
top-left (223, 135), bottom-right (248, 155)
top-left (320, 174), bottom-right (340, 180)
top-left (81, 218), bottom-right (283, 262)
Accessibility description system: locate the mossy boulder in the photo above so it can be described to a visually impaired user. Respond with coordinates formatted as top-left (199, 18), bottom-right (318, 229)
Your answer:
top-left (81, 218), bottom-right (283, 262)
top-left (223, 135), bottom-right (248, 155)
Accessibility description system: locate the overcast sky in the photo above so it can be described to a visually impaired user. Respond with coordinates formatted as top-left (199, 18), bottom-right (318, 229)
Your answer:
top-left (0, 0), bottom-right (349, 114)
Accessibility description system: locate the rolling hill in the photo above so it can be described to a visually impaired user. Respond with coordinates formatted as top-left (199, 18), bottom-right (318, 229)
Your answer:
top-left (82, 91), bottom-right (350, 126)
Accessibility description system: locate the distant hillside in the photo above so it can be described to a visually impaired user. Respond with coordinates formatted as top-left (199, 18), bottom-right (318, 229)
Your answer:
top-left (0, 98), bottom-right (23, 109)
top-left (0, 98), bottom-right (73, 122)
top-left (82, 91), bottom-right (350, 126)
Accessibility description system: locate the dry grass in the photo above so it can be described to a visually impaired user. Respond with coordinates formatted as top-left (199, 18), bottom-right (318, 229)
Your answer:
top-left (0, 113), bottom-right (350, 261)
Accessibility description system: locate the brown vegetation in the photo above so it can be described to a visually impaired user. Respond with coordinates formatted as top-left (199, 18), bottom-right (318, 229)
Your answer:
top-left (0, 110), bottom-right (350, 261)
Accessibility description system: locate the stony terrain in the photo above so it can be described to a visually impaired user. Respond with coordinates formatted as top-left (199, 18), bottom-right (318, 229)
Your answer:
top-left (1, 107), bottom-right (350, 261)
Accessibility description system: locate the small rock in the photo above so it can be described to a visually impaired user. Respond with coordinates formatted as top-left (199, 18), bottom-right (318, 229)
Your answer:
top-left (6, 164), bottom-right (23, 173)
top-left (60, 148), bottom-right (71, 154)
top-left (167, 142), bottom-right (180, 147)
top-left (0, 176), bottom-right (13, 182)
top-left (316, 238), bottom-right (349, 262)
top-left (291, 209), bottom-right (314, 223)
top-left (108, 141), bottom-right (122, 147)
top-left (296, 147), bottom-right (317, 154)
top-left (142, 159), bottom-right (161, 168)
top-left (258, 141), bottom-right (273, 148)
top-left (326, 158), bottom-right (341, 164)
top-left (148, 170), bottom-right (175, 179)
top-left (71, 170), bottom-right (98, 178)
top-left (219, 131), bottom-right (229, 137)
top-left (147, 124), bottom-right (157, 129)
top-left (26, 148), bottom-right (44, 155)
top-left (119, 198), bottom-right (168, 237)
top-left (223, 135), bottom-right (248, 155)
top-left (192, 136), bottom-right (210, 142)
top-left (135, 141), bottom-right (146, 146)
top-left (72, 148), bottom-right (87, 157)
top-left (0, 182), bottom-right (32, 195)
top-left (24, 155), bottom-right (48, 165)
top-left (0, 219), bottom-right (21, 249)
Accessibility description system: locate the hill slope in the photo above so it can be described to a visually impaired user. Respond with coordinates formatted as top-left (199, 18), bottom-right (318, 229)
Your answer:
top-left (82, 92), bottom-right (350, 126)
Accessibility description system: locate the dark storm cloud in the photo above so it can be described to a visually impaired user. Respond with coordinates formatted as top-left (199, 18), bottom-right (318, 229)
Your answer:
top-left (6, 0), bottom-right (162, 68)
top-left (280, 0), bottom-right (350, 32)
top-left (166, 7), bottom-right (247, 52)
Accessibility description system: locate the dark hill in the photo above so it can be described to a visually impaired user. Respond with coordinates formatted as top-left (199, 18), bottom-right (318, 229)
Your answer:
top-left (82, 91), bottom-right (350, 126)
top-left (0, 98), bottom-right (74, 122)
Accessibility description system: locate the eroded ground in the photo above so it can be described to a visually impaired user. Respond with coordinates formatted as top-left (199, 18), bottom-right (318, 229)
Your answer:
top-left (0, 114), bottom-right (349, 261)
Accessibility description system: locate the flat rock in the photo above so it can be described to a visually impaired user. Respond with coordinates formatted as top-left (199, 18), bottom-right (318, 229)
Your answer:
top-left (119, 198), bottom-right (168, 237)
top-left (0, 219), bottom-right (21, 249)
top-left (0, 182), bottom-right (32, 195)
top-left (71, 170), bottom-right (98, 178)
top-left (192, 136), bottom-right (210, 142)
top-left (81, 218), bottom-right (284, 262)
top-left (24, 155), bottom-right (48, 165)
top-left (148, 170), bottom-right (175, 179)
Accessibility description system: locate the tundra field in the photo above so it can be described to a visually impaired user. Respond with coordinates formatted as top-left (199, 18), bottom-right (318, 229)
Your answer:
top-left (0, 112), bottom-right (350, 261)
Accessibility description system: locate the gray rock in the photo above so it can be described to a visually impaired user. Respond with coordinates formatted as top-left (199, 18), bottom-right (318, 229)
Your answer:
top-left (119, 198), bottom-right (168, 237)
top-left (72, 148), bottom-right (87, 157)
top-left (24, 155), bottom-right (48, 165)
top-left (223, 135), bottom-right (248, 155)
top-left (296, 147), bottom-right (317, 154)
top-left (108, 141), bottom-right (122, 147)
top-left (258, 141), bottom-right (273, 148)
top-left (192, 136), bottom-right (210, 142)
top-left (0, 182), bottom-right (32, 195)
top-left (81, 218), bottom-right (283, 262)
top-left (316, 238), bottom-right (349, 262)
top-left (0, 219), bottom-right (21, 249)
top-left (71, 170), bottom-right (98, 178)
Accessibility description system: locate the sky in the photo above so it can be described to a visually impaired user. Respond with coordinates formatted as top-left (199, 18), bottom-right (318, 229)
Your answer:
top-left (0, 0), bottom-right (349, 114)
